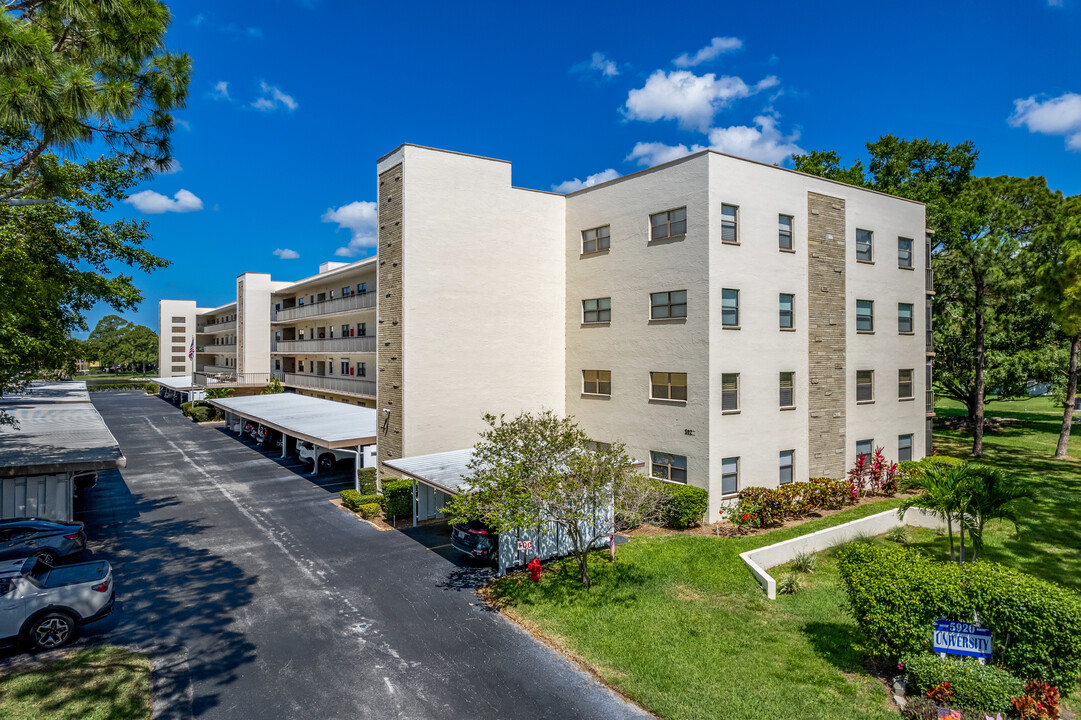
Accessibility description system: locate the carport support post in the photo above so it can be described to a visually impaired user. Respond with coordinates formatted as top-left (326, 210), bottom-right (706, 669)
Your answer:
top-left (281, 434), bottom-right (288, 459)
top-left (412, 480), bottom-right (417, 528)
top-left (354, 444), bottom-right (361, 493)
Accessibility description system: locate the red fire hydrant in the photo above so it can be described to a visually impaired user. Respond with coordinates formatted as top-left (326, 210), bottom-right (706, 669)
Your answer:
top-left (527, 557), bottom-right (542, 582)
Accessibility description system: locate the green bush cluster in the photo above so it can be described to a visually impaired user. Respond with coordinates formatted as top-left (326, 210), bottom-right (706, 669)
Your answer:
top-left (661, 484), bottom-right (708, 528)
top-left (189, 406), bottom-right (212, 422)
top-left (341, 490), bottom-right (385, 518)
top-left (383, 479), bottom-right (413, 520)
top-left (87, 382), bottom-right (156, 392)
top-left (144, 382), bottom-right (159, 394)
top-left (357, 503), bottom-right (381, 519)
top-left (727, 477), bottom-right (852, 528)
top-left (838, 542), bottom-right (1081, 692)
top-left (902, 654), bottom-right (1023, 713)
top-left (356, 467), bottom-right (378, 495)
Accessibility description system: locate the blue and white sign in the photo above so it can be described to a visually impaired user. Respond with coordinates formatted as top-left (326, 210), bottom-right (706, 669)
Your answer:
top-left (933, 619), bottom-right (993, 659)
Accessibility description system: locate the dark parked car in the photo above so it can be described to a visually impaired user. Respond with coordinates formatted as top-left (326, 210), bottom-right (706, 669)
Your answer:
top-left (0, 519), bottom-right (87, 566)
top-left (451, 521), bottom-right (499, 563)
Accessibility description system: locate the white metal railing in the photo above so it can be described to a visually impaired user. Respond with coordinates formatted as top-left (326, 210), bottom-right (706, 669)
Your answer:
top-left (273, 371), bottom-right (375, 396)
top-left (276, 292), bottom-right (376, 322)
top-left (194, 371), bottom-right (271, 387)
top-left (274, 337), bottom-right (376, 354)
top-left (197, 320), bottom-right (237, 334)
top-left (198, 344), bottom-right (236, 354)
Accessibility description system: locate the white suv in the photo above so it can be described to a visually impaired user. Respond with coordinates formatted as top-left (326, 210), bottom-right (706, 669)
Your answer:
top-left (297, 442), bottom-right (354, 471)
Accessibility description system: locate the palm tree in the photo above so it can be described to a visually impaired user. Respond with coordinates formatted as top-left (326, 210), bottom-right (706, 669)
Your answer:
top-left (965, 465), bottom-right (1036, 561)
top-left (897, 463), bottom-right (975, 565)
top-left (206, 387), bottom-right (235, 400)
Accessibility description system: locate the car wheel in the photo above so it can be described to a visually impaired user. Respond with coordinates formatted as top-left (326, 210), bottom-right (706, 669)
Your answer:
top-left (33, 550), bottom-right (58, 566)
top-left (318, 454), bottom-right (334, 471)
top-left (27, 612), bottom-right (76, 650)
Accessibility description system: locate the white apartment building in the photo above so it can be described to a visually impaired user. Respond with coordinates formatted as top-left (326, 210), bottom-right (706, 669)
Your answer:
top-left (161, 143), bottom-right (933, 518)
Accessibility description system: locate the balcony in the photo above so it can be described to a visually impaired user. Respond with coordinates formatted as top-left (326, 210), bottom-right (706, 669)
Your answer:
top-left (926, 329), bottom-right (934, 354)
top-left (273, 371), bottom-right (375, 397)
top-left (198, 344), bottom-right (236, 354)
top-left (198, 320), bottom-right (237, 334)
top-left (275, 291), bottom-right (376, 322)
top-left (274, 336), bottom-right (376, 354)
top-left (926, 267), bottom-right (934, 294)
top-left (198, 364), bottom-right (236, 374)
top-left (926, 390), bottom-right (935, 415)
top-left (194, 371), bottom-right (271, 387)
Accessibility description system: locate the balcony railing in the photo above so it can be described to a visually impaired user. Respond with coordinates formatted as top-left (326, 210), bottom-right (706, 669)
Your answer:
top-left (273, 371), bottom-right (376, 397)
top-left (198, 364), bottom-right (236, 374)
top-left (198, 344), bottom-right (236, 354)
top-left (926, 390), bottom-right (935, 414)
top-left (197, 320), bottom-right (237, 334)
top-left (194, 371), bottom-right (271, 387)
top-left (926, 267), bottom-right (934, 294)
top-left (274, 336), bottom-right (376, 354)
top-left (926, 329), bottom-right (934, 354)
top-left (275, 291), bottom-right (376, 322)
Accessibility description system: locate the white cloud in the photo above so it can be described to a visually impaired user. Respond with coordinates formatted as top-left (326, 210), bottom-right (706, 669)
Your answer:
top-left (705, 114), bottom-right (805, 164)
top-left (273, 248), bottom-right (300, 259)
top-left (323, 200), bottom-right (378, 257)
top-left (673, 37), bottom-right (743, 68)
top-left (573, 51), bottom-right (619, 78)
top-left (125, 189), bottom-right (203, 214)
top-left (192, 13), bottom-right (206, 26)
top-left (1048, 0), bottom-right (1063, 6)
top-left (174, 118), bottom-right (192, 131)
top-left (625, 141), bottom-right (705, 167)
top-left (252, 81), bottom-right (298, 112)
top-left (211, 81), bottom-right (230, 101)
top-left (1008, 92), bottom-right (1081, 151)
top-left (624, 70), bottom-right (779, 131)
top-left (551, 168), bottom-right (620, 193)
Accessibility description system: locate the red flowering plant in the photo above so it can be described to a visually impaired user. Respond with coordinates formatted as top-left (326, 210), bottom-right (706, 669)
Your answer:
top-left (926, 681), bottom-right (953, 704)
top-left (723, 497), bottom-right (762, 532)
top-left (1012, 681), bottom-right (1060, 720)
top-left (846, 452), bottom-right (868, 500)
top-left (881, 461), bottom-right (900, 495)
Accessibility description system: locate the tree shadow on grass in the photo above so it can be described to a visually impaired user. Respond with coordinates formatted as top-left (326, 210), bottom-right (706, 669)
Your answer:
top-left (801, 621), bottom-right (869, 675)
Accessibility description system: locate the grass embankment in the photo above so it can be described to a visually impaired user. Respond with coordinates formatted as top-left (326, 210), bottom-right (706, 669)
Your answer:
top-left (488, 403), bottom-right (1080, 720)
top-left (0, 646), bottom-right (151, 720)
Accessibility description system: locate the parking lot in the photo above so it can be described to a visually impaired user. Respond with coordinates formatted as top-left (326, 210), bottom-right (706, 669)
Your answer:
top-left (50, 392), bottom-right (646, 719)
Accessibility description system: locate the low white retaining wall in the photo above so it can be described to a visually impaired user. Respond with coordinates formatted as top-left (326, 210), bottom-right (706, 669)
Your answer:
top-left (740, 507), bottom-right (943, 599)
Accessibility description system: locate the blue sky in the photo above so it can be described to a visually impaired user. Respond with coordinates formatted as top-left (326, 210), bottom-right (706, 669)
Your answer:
top-left (87, 0), bottom-right (1081, 334)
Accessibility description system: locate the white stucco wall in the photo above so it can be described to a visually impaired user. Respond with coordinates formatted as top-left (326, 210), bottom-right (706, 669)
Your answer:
top-left (158, 299), bottom-right (198, 377)
top-left (237, 273), bottom-right (273, 375)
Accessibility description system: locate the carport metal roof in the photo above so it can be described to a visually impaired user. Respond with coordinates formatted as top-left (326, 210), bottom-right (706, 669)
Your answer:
top-left (0, 382), bottom-right (126, 477)
top-left (153, 376), bottom-right (196, 391)
top-left (207, 394), bottom-right (377, 449)
top-left (382, 448), bottom-right (476, 495)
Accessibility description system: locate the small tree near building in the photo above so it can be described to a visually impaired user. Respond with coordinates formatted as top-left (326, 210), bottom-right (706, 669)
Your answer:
top-left (442, 411), bottom-right (641, 586)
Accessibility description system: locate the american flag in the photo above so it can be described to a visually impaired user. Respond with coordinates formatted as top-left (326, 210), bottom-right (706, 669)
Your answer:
top-left (188, 339), bottom-right (195, 360)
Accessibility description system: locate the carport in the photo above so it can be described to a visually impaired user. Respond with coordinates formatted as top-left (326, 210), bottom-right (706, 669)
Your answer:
top-left (206, 394), bottom-right (377, 490)
top-left (152, 375), bottom-right (205, 403)
top-left (0, 381), bottom-right (126, 520)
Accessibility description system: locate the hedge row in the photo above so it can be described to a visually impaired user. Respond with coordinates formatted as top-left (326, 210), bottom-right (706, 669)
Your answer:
top-left (383, 479), bottom-right (413, 520)
top-left (837, 542), bottom-right (1081, 692)
top-left (902, 654), bottom-right (1023, 713)
top-left (727, 477), bottom-right (851, 529)
top-left (356, 467), bottom-right (378, 494)
top-left (340, 490), bottom-right (383, 513)
top-left (88, 382), bottom-right (157, 392)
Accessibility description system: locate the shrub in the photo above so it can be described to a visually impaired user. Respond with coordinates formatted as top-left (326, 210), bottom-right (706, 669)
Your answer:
top-left (1012, 681), bottom-right (1060, 719)
top-left (614, 475), bottom-right (668, 531)
top-left (902, 654), bottom-right (1024, 713)
top-left (791, 551), bottom-right (817, 574)
top-left (661, 484), bottom-right (708, 528)
top-left (836, 542), bottom-right (971, 658)
top-left (357, 503), bottom-right (382, 519)
top-left (356, 467), bottom-right (378, 495)
top-left (340, 489), bottom-right (363, 512)
top-left (145, 382), bottom-right (159, 394)
top-left (777, 573), bottom-right (803, 595)
top-left (189, 406), bottom-right (211, 422)
top-left (180, 401), bottom-right (192, 417)
top-left (383, 479), bottom-right (413, 520)
top-left (723, 497), bottom-right (763, 530)
top-left (901, 696), bottom-right (985, 720)
top-left (807, 477), bottom-right (850, 509)
top-left (963, 562), bottom-right (1081, 692)
top-left (884, 525), bottom-right (909, 544)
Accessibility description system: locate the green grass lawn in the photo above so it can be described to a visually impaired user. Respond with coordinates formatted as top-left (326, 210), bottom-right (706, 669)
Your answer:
top-left (487, 403), bottom-right (1081, 720)
top-left (0, 646), bottom-right (151, 720)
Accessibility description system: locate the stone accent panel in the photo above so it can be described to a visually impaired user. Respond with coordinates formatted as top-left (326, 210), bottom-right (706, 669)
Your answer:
top-left (806, 192), bottom-right (847, 479)
top-left (377, 163), bottom-right (404, 475)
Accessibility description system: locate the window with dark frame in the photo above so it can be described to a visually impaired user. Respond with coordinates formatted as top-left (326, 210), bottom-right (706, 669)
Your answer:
top-left (856, 300), bottom-right (874, 332)
top-left (779, 372), bottom-right (794, 408)
top-left (722, 288), bottom-right (739, 327)
top-left (583, 370), bottom-right (612, 395)
top-left (582, 297), bottom-right (611, 323)
top-left (340, 359), bottom-right (349, 374)
top-left (898, 237), bottom-right (914, 268)
top-left (650, 372), bottom-right (688, 401)
top-left (582, 225), bottom-right (611, 254)
top-left (779, 293), bottom-right (794, 329)
top-left (898, 434), bottom-right (913, 462)
top-left (650, 207), bottom-right (687, 241)
top-left (651, 451), bottom-right (687, 483)
top-left (721, 457), bottom-right (739, 496)
top-left (357, 362), bottom-right (366, 377)
top-left (778, 214), bottom-right (793, 250)
top-left (779, 450), bottom-right (794, 485)
top-left (856, 439), bottom-right (873, 459)
top-left (721, 373), bottom-right (739, 411)
top-left (357, 323), bottom-right (366, 337)
top-left (651, 290), bottom-right (687, 319)
top-left (898, 303), bottom-right (914, 333)
top-left (856, 370), bottom-right (874, 402)
top-left (898, 369), bottom-right (914, 399)
top-left (357, 283), bottom-right (367, 293)
top-left (856, 228), bottom-right (874, 262)
top-left (721, 204), bottom-right (738, 243)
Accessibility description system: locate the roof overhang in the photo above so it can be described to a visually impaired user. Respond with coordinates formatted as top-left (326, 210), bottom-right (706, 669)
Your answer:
top-left (206, 393), bottom-right (377, 449)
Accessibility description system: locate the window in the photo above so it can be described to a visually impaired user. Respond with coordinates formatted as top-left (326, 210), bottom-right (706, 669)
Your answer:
top-left (721, 373), bottom-right (739, 412)
top-left (582, 225), bottom-right (611, 254)
top-left (778, 214), bottom-right (793, 250)
top-left (340, 359), bottom-right (349, 374)
top-left (583, 370), bottom-right (611, 395)
top-left (171, 316), bottom-right (185, 323)
top-left (171, 365), bottom-right (185, 372)
top-left (898, 369), bottom-right (914, 399)
top-left (898, 303), bottom-right (914, 333)
top-left (779, 293), bottom-right (794, 329)
top-left (651, 290), bottom-right (687, 319)
top-left (357, 283), bottom-right (367, 294)
top-left (856, 229), bottom-right (874, 262)
top-left (722, 289), bottom-right (739, 327)
top-left (650, 207), bottom-right (686, 241)
top-left (856, 370), bottom-right (874, 402)
top-left (856, 439), bottom-right (873, 459)
top-left (856, 300), bottom-right (874, 332)
top-left (582, 297), bottom-right (611, 323)
top-left (779, 372), bottom-right (795, 408)
top-left (357, 362), bottom-right (366, 377)
top-left (171, 335), bottom-right (185, 343)
top-left (275, 359), bottom-right (281, 370)
top-left (171, 355), bottom-right (185, 363)
top-left (898, 434), bottom-right (913, 462)
top-left (651, 451), bottom-right (687, 483)
top-left (650, 372), bottom-right (687, 401)
top-left (172, 345), bottom-right (185, 353)
top-left (357, 323), bottom-right (366, 337)
top-left (898, 237), bottom-right (913, 268)
top-left (779, 450), bottom-right (794, 485)
top-left (171, 326), bottom-right (185, 334)
top-left (298, 361), bottom-right (305, 372)
top-left (341, 324), bottom-right (350, 337)
top-left (342, 286), bottom-right (352, 297)
top-left (721, 204), bottom-right (738, 243)
top-left (722, 457), bottom-right (739, 496)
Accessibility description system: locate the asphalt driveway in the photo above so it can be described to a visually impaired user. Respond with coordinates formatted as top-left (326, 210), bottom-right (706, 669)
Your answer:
top-left (60, 392), bottom-right (648, 719)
